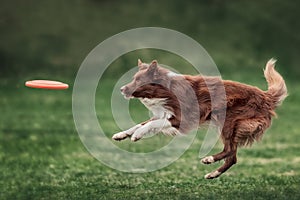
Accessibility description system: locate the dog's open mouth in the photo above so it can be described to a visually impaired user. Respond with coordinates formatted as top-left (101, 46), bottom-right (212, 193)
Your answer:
top-left (124, 95), bottom-right (133, 100)
top-left (121, 92), bottom-right (133, 99)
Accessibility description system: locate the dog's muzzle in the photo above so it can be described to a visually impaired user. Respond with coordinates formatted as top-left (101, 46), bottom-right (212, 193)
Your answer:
top-left (120, 85), bottom-right (133, 99)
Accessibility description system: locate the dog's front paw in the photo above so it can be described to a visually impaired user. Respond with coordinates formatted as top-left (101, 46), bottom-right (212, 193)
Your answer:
top-left (204, 170), bottom-right (221, 179)
top-left (201, 156), bottom-right (215, 164)
top-left (131, 135), bottom-right (141, 142)
top-left (112, 132), bottom-right (128, 141)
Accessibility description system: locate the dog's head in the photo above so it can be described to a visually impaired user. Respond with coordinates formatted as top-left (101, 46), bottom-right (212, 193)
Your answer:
top-left (120, 59), bottom-right (170, 99)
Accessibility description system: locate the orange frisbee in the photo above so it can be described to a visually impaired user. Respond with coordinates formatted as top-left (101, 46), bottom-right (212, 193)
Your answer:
top-left (25, 80), bottom-right (69, 90)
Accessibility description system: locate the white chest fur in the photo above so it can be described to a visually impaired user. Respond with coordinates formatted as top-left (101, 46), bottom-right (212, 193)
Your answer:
top-left (139, 98), bottom-right (173, 120)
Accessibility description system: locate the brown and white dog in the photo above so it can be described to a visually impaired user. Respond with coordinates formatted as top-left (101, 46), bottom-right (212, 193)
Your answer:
top-left (112, 59), bottom-right (287, 179)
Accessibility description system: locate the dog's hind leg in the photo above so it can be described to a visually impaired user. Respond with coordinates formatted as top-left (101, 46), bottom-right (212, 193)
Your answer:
top-left (201, 139), bottom-right (236, 164)
top-left (203, 117), bottom-right (270, 179)
top-left (201, 123), bottom-right (238, 179)
top-left (201, 123), bottom-right (236, 164)
top-left (234, 118), bottom-right (270, 146)
top-left (201, 141), bottom-right (234, 164)
top-left (204, 150), bottom-right (237, 179)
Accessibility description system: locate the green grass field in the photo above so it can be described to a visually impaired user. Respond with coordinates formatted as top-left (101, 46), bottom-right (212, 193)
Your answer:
top-left (1, 0), bottom-right (300, 199)
top-left (1, 74), bottom-right (300, 199)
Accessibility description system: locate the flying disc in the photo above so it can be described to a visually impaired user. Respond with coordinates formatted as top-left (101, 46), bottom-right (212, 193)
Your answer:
top-left (25, 80), bottom-right (69, 90)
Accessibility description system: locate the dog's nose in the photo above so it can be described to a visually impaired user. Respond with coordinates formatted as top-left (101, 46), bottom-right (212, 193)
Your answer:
top-left (120, 86), bottom-right (126, 93)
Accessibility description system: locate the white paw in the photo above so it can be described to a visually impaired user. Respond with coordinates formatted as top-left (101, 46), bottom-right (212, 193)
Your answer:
top-left (112, 132), bottom-right (128, 141)
top-left (204, 171), bottom-right (221, 179)
top-left (131, 135), bottom-right (141, 142)
top-left (201, 156), bottom-right (215, 164)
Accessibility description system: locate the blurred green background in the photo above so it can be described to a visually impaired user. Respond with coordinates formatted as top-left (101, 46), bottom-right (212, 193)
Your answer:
top-left (1, 0), bottom-right (300, 199)
top-left (1, 0), bottom-right (299, 80)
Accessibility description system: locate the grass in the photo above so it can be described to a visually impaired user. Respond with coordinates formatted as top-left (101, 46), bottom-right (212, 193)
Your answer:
top-left (1, 70), bottom-right (300, 199)
top-left (1, 0), bottom-right (300, 199)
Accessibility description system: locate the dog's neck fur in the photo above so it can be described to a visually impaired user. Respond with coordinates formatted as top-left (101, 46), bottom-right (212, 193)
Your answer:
top-left (139, 98), bottom-right (173, 120)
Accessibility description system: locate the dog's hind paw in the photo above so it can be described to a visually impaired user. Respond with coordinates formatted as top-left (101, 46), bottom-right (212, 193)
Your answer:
top-left (201, 156), bottom-right (215, 164)
top-left (204, 171), bottom-right (221, 179)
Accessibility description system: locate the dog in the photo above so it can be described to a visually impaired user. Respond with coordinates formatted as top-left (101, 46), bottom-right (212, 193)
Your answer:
top-left (112, 59), bottom-right (287, 179)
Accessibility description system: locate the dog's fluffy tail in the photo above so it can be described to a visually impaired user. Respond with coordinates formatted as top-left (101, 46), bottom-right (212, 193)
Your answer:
top-left (264, 58), bottom-right (288, 107)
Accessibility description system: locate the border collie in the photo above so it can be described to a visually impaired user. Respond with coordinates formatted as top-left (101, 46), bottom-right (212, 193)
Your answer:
top-left (112, 59), bottom-right (287, 179)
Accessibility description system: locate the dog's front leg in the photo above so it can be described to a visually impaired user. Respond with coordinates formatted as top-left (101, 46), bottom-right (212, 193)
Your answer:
top-left (112, 119), bottom-right (153, 141)
top-left (131, 119), bottom-right (171, 142)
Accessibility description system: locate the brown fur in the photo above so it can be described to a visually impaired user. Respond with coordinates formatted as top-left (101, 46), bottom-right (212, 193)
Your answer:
top-left (119, 59), bottom-right (288, 178)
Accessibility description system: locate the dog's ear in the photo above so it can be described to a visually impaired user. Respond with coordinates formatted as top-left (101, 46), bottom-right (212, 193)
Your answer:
top-left (138, 59), bottom-right (143, 67)
top-left (138, 59), bottom-right (148, 70)
top-left (148, 60), bottom-right (158, 74)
